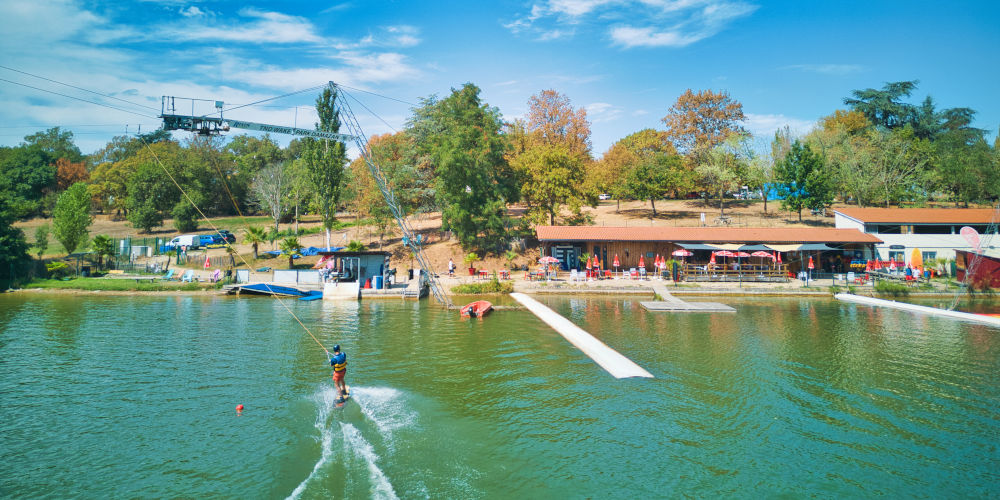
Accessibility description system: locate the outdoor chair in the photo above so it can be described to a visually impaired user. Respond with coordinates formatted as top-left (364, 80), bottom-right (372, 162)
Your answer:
top-left (160, 269), bottom-right (175, 281)
top-left (210, 269), bottom-right (221, 282)
top-left (569, 269), bottom-right (579, 282)
top-left (629, 268), bottom-right (638, 279)
top-left (638, 268), bottom-right (647, 280)
top-left (181, 270), bottom-right (195, 282)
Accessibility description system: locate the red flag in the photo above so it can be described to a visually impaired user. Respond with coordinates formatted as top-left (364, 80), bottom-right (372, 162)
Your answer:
top-left (204, 254), bottom-right (211, 269)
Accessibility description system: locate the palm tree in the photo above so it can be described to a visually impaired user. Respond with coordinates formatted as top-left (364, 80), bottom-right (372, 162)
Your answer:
top-left (346, 240), bottom-right (365, 252)
top-left (243, 226), bottom-right (265, 260)
top-left (279, 236), bottom-right (303, 269)
top-left (91, 234), bottom-right (115, 269)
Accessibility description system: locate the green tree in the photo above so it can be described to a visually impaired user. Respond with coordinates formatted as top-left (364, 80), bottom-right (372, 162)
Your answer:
top-left (512, 143), bottom-right (586, 225)
top-left (0, 144), bottom-right (57, 218)
top-left (844, 80), bottom-right (919, 129)
top-left (23, 127), bottom-right (83, 163)
top-left (34, 223), bottom-right (49, 260)
top-left (52, 182), bottom-right (93, 255)
top-left (0, 196), bottom-right (31, 288)
top-left (279, 236), bottom-right (303, 268)
top-left (243, 226), bottom-right (266, 260)
top-left (91, 234), bottom-right (115, 269)
top-left (303, 84), bottom-right (348, 249)
top-left (127, 161), bottom-right (178, 233)
top-left (626, 152), bottom-right (685, 215)
top-left (172, 201), bottom-right (199, 233)
top-left (250, 163), bottom-right (290, 235)
top-left (775, 141), bottom-right (831, 221)
top-left (413, 83), bottom-right (517, 253)
top-left (866, 127), bottom-right (934, 206)
top-left (696, 135), bottom-right (750, 215)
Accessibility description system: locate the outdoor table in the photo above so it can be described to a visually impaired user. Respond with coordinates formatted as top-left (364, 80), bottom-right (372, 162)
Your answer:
top-left (499, 270), bottom-right (510, 280)
top-left (478, 270), bottom-right (489, 280)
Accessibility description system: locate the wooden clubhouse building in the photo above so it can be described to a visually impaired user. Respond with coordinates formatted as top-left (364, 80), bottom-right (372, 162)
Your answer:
top-left (535, 226), bottom-right (882, 277)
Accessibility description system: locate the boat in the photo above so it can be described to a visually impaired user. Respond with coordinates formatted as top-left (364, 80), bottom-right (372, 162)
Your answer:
top-left (461, 300), bottom-right (493, 318)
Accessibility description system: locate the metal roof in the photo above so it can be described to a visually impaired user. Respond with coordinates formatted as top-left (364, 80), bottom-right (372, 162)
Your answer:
top-left (535, 226), bottom-right (881, 244)
top-left (834, 207), bottom-right (997, 224)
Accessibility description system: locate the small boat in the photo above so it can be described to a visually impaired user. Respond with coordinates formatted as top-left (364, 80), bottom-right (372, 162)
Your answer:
top-left (461, 300), bottom-right (493, 318)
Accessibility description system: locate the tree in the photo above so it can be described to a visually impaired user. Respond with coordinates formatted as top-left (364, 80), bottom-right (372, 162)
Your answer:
top-left (661, 89), bottom-right (747, 159)
top-left (696, 136), bottom-right (747, 215)
top-left (251, 163), bottom-right (290, 235)
top-left (303, 84), bottom-right (348, 249)
top-left (279, 236), bottom-right (303, 268)
top-left (524, 89), bottom-right (592, 160)
top-left (126, 161), bottom-right (178, 233)
top-left (91, 234), bottom-right (115, 269)
top-left (243, 226), bottom-right (266, 260)
top-left (511, 143), bottom-right (586, 224)
top-left (843, 80), bottom-right (918, 129)
top-left (34, 223), bottom-right (49, 260)
top-left (348, 132), bottom-right (418, 249)
top-left (52, 182), bottom-right (93, 255)
top-left (596, 129), bottom-right (683, 211)
top-left (412, 83), bottom-right (517, 253)
top-left (172, 201), bottom-right (199, 233)
top-left (23, 127), bottom-right (83, 162)
top-left (866, 127), bottom-right (934, 206)
top-left (626, 152), bottom-right (686, 215)
top-left (55, 158), bottom-right (88, 191)
top-left (0, 144), bottom-right (57, 218)
top-left (0, 196), bottom-right (30, 288)
top-left (774, 141), bottom-right (830, 221)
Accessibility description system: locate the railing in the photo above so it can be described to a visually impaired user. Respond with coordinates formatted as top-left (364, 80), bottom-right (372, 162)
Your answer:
top-left (683, 264), bottom-right (789, 282)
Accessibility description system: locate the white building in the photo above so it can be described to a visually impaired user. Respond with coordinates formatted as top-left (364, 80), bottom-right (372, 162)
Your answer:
top-left (833, 207), bottom-right (998, 262)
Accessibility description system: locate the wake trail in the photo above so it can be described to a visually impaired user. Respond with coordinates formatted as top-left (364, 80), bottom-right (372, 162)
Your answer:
top-left (341, 422), bottom-right (399, 499)
top-left (287, 386), bottom-right (340, 500)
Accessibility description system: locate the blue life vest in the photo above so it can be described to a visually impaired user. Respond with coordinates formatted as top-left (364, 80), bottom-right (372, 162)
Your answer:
top-left (330, 352), bottom-right (347, 372)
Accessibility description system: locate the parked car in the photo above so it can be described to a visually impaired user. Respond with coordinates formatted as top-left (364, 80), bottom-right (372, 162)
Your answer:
top-left (215, 230), bottom-right (236, 244)
top-left (166, 234), bottom-right (201, 249)
top-left (598, 193), bottom-right (611, 200)
top-left (200, 235), bottom-right (219, 246)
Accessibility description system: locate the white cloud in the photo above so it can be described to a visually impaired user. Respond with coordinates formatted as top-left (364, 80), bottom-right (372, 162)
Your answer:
top-left (180, 6), bottom-right (206, 18)
top-left (506, 0), bottom-right (757, 48)
top-left (228, 52), bottom-right (419, 90)
top-left (161, 8), bottom-right (325, 44)
top-left (632, 109), bottom-right (649, 116)
top-left (744, 113), bottom-right (815, 139)
top-left (782, 64), bottom-right (864, 76)
top-left (585, 102), bottom-right (623, 123)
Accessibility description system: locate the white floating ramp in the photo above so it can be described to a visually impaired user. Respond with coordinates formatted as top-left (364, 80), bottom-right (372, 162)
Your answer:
top-left (835, 293), bottom-right (1000, 328)
top-left (510, 293), bottom-right (654, 379)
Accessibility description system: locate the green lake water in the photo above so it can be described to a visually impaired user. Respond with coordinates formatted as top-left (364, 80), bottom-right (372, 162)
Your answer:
top-left (1, 293), bottom-right (998, 498)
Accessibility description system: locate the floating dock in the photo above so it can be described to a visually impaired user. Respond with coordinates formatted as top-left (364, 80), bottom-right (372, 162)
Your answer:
top-left (640, 284), bottom-right (736, 312)
top-left (835, 293), bottom-right (1000, 328)
top-left (510, 293), bottom-right (654, 379)
top-left (225, 283), bottom-right (323, 301)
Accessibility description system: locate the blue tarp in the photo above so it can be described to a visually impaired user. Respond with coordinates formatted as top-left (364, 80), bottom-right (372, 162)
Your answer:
top-left (301, 246), bottom-right (344, 256)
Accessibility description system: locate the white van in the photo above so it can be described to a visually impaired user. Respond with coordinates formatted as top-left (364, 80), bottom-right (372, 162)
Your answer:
top-left (167, 234), bottom-right (201, 249)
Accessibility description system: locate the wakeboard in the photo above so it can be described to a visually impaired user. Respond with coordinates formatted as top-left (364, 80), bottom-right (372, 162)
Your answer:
top-left (335, 385), bottom-right (351, 406)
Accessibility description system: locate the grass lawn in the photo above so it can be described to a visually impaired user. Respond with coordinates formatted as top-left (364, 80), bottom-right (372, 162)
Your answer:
top-left (25, 278), bottom-right (214, 292)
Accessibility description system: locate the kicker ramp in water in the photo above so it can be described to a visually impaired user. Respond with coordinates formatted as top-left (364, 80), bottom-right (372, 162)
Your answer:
top-left (835, 293), bottom-right (1000, 328)
top-left (510, 293), bottom-right (654, 379)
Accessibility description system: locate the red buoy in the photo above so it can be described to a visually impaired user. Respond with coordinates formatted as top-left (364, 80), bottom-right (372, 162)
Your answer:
top-left (236, 404), bottom-right (244, 412)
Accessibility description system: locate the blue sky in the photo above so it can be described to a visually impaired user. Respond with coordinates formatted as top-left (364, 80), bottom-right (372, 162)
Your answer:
top-left (1, 0), bottom-right (997, 156)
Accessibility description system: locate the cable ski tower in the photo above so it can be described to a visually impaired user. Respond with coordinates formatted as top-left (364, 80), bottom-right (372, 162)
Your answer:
top-left (159, 83), bottom-right (452, 307)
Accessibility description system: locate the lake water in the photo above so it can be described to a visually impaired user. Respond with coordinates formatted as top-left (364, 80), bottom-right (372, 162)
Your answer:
top-left (1, 293), bottom-right (998, 498)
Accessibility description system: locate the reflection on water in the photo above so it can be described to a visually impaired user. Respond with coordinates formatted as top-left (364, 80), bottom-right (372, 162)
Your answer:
top-left (0, 294), bottom-right (998, 497)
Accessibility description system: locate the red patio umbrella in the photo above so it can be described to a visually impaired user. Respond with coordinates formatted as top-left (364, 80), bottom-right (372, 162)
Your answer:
top-left (638, 255), bottom-right (645, 268)
top-left (889, 258), bottom-right (897, 270)
top-left (751, 251), bottom-right (772, 258)
top-left (865, 260), bottom-right (873, 272)
top-left (672, 249), bottom-right (693, 257)
top-left (776, 252), bottom-right (782, 264)
top-left (594, 254), bottom-right (601, 270)
top-left (736, 251), bottom-right (751, 258)
top-left (715, 250), bottom-right (736, 257)
top-left (710, 252), bottom-right (717, 265)
top-left (808, 256), bottom-right (815, 270)
top-left (873, 258), bottom-right (883, 270)
top-left (613, 254), bottom-right (620, 268)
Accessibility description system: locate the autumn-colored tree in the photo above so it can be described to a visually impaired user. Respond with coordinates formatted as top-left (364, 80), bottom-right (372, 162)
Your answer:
top-left (818, 110), bottom-right (870, 135)
top-left (594, 129), bottom-right (682, 211)
top-left (661, 89), bottom-right (747, 159)
top-left (348, 132), bottom-right (419, 248)
top-left (525, 89), bottom-right (592, 161)
top-left (55, 158), bottom-right (88, 191)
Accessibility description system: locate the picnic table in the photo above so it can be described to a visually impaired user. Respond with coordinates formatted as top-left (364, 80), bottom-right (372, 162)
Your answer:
top-left (714, 215), bottom-right (732, 226)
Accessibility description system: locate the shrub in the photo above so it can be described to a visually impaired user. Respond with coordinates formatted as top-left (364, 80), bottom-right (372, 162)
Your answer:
top-left (172, 202), bottom-right (199, 233)
top-left (829, 285), bottom-right (842, 294)
top-left (874, 281), bottom-right (910, 297)
top-left (45, 261), bottom-right (73, 279)
top-left (451, 278), bottom-right (512, 294)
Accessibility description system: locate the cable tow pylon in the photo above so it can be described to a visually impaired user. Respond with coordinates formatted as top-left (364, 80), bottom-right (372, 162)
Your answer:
top-left (333, 84), bottom-right (452, 308)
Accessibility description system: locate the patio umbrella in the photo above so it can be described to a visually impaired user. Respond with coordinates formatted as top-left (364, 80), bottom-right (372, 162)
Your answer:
top-left (751, 251), bottom-right (772, 258)
top-left (638, 255), bottom-right (645, 268)
top-left (594, 254), bottom-right (601, 270)
top-left (710, 252), bottom-right (716, 265)
top-left (889, 258), bottom-right (897, 270)
top-left (865, 260), bottom-right (873, 272)
top-left (715, 250), bottom-right (736, 258)
top-left (672, 249), bottom-right (693, 257)
top-left (808, 256), bottom-right (815, 269)
top-left (873, 258), bottom-right (883, 270)
top-left (736, 251), bottom-right (751, 258)
top-left (538, 256), bottom-right (559, 264)
top-left (776, 251), bottom-right (782, 264)
top-left (910, 248), bottom-right (923, 270)
top-left (613, 254), bottom-right (620, 268)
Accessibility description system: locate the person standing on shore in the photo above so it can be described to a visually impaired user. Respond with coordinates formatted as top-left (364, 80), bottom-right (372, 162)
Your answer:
top-left (448, 258), bottom-right (455, 276)
top-left (328, 345), bottom-right (347, 398)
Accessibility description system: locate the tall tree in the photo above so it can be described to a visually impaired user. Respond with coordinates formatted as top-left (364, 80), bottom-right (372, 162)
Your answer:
top-left (626, 152), bottom-right (686, 216)
top-left (865, 128), bottom-right (934, 206)
top-left (348, 132), bottom-right (419, 248)
top-left (303, 84), bottom-right (348, 249)
top-left (775, 141), bottom-right (831, 221)
top-left (251, 163), bottom-right (290, 234)
top-left (413, 83), bottom-right (517, 252)
top-left (52, 182), bottom-right (93, 255)
top-left (23, 127), bottom-right (83, 163)
top-left (696, 135), bottom-right (749, 215)
top-left (55, 158), bottom-right (88, 191)
top-left (524, 89), bottom-right (592, 160)
top-left (661, 89), bottom-right (747, 159)
top-left (843, 80), bottom-right (919, 129)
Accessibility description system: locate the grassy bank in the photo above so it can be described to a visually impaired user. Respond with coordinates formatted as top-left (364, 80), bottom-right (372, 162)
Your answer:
top-left (451, 279), bottom-right (514, 295)
top-left (24, 278), bottom-right (211, 292)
